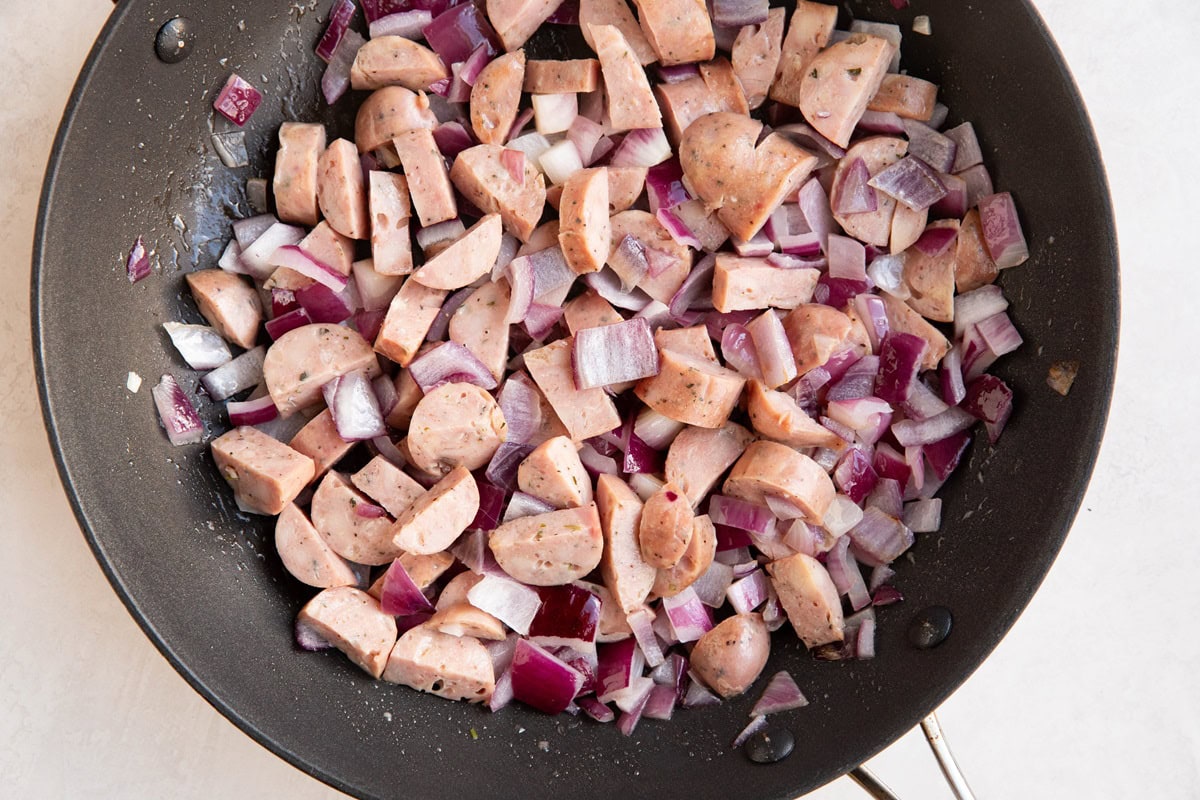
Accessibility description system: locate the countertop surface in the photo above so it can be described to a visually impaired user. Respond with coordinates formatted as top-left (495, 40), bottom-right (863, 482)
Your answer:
top-left (2, 1), bottom-right (1195, 798)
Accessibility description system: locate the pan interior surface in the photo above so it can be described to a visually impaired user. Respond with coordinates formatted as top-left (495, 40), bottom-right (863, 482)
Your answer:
top-left (32, 1), bottom-right (1117, 798)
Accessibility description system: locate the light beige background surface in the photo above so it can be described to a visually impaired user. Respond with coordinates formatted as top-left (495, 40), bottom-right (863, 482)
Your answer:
top-left (2, 1), bottom-right (1196, 798)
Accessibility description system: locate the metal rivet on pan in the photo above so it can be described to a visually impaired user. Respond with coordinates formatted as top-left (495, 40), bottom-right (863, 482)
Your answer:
top-left (155, 18), bottom-right (195, 64)
top-left (907, 606), bottom-right (953, 649)
top-left (744, 728), bottom-right (795, 764)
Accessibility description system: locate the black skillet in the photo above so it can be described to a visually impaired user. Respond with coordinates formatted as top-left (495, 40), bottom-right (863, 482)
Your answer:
top-left (32, 1), bottom-right (1118, 797)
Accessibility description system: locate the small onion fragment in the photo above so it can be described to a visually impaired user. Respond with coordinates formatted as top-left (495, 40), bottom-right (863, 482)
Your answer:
top-left (200, 346), bottom-right (265, 401)
top-left (152, 375), bottom-right (204, 446)
top-left (126, 237), bottom-right (151, 283)
top-left (162, 322), bottom-right (232, 370)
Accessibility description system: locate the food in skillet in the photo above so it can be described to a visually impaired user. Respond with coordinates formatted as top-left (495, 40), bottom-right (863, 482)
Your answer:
top-left (149, 0), bottom-right (1028, 736)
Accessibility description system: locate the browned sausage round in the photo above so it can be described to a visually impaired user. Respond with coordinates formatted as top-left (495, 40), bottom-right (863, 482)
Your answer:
top-left (354, 86), bottom-right (438, 154)
top-left (689, 613), bottom-right (771, 698)
top-left (638, 482), bottom-right (694, 568)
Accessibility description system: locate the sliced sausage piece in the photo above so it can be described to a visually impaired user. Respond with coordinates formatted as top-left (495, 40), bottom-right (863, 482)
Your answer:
top-left (375, 279), bottom-right (448, 366)
top-left (782, 303), bottom-right (855, 375)
top-left (518, 436), bottom-right (593, 509)
top-left (580, 0), bottom-right (657, 66)
top-left (317, 138), bottom-right (370, 240)
top-left (351, 455), bottom-right (425, 518)
top-left (413, 214), bottom-right (503, 290)
top-left (724, 440), bottom-right (835, 524)
top-left (436, 570), bottom-right (485, 610)
top-left (276, 503), bottom-right (359, 588)
top-left (635, 348), bottom-right (746, 429)
top-left (390, 465), bottom-right (480, 555)
top-left (487, 0), bottom-right (564, 51)
top-left (652, 514), bottom-right (716, 598)
top-left (298, 587), bottom-right (398, 679)
top-left (274, 122), bottom-right (326, 226)
top-left (731, 8), bottom-right (785, 110)
top-left (394, 128), bottom-right (457, 227)
top-left (382, 623), bottom-right (495, 702)
top-left (470, 50), bottom-right (526, 145)
top-left (563, 290), bottom-right (623, 335)
top-left (689, 613), bottom-right (770, 698)
top-left (580, 580), bottom-right (633, 642)
top-left (891, 201), bottom-right (929, 255)
top-left (771, 0), bottom-right (838, 108)
top-left (631, 0), bottom-right (714, 66)
top-left (427, 603), bottom-right (507, 640)
top-left (355, 86), bottom-right (438, 154)
top-left (450, 144), bottom-right (547, 242)
top-left (524, 338), bottom-right (621, 441)
top-left (903, 219), bottom-right (959, 322)
top-left (289, 408), bottom-right (355, 479)
top-left (699, 57), bottom-right (750, 116)
top-left (488, 504), bottom-right (604, 586)
top-left (351, 36), bottom-right (448, 91)
top-left (311, 471), bottom-right (401, 566)
top-left (606, 167), bottom-right (647, 213)
top-left (449, 278), bottom-right (512, 381)
top-left (868, 73), bottom-right (939, 121)
top-left (638, 482), bottom-right (694, 569)
top-left (588, 24), bottom-right (662, 132)
top-left (300, 220), bottom-right (356, 277)
top-left (524, 59), bottom-right (600, 93)
top-left (558, 167), bottom-right (611, 275)
top-left (407, 382), bottom-right (508, 475)
top-left (595, 474), bottom-right (656, 614)
top-left (264, 324), bottom-right (380, 416)
top-left (654, 325), bottom-right (717, 364)
top-left (766, 553), bottom-right (844, 649)
top-left (608, 210), bottom-right (691, 304)
top-left (509, 370), bottom-right (572, 444)
top-left (954, 208), bottom-right (999, 293)
top-left (664, 422), bottom-right (755, 508)
top-left (712, 254), bottom-right (820, 312)
top-left (399, 551), bottom-right (457, 591)
top-left (746, 381), bottom-right (844, 448)
top-left (387, 368), bottom-right (423, 428)
top-left (831, 137), bottom-right (908, 248)
top-left (655, 59), bottom-right (747, 145)
top-left (880, 293), bottom-right (950, 370)
top-left (798, 33), bottom-right (895, 148)
top-left (369, 171), bottom-right (413, 276)
top-left (211, 426), bottom-right (316, 515)
top-left (185, 269), bottom-right (262, 349)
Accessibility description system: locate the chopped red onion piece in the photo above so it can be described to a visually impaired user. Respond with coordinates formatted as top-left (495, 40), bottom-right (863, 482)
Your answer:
top-left (721, 323), bottom-right (762, 380)
top-left (940, 345), bottom-right (967, 405)
top-left (957, 163), bottom-right (994, 209)
top-left (503, 254), bottom-right (536, 323)
top-left (523, 302), bottom-right (563, 341)
top-left (615, 677), bottom-right (655, 735)
top-left (903, 498), bottom-right (942, 533)
top-left (468, 575), bottom-right (542, 635)
top-left (912, 225), bottom-right (958, 257)
top-left (856, 615), bottom-right (877, 659)
top-left (633, 407), bottom-right (685, 451)
top-left (213, 73), bottom-right (262, 126)
top-left (295, 281), bottom-right (355, 324)
top-left (162, 322), bottom-right (232, 370)
top-left (775, 232), bottom-right (823, 257)
top-left (317, 0), bottom-right (357, 62)
top-left (227, 394), bottom-right (278, 427)
top-left (578, 442), bottom-right (620, 477)
top-left (746, 310), bottom-right (796, 388)
top-left (924, 430), bottom-right (971, 481)
top-left (642, 684), bottom-right (678, 721)
top-left (944, 122), bottom-right (983, 172)
top-left (218, 239), bottom-right (248, 276)
top-left (834, 158), bottom-right (878, 214)
top-left (848, 506), bottom-right (914, 566)
top-left (732, 231), bottom-right (774, 258)
top-left (834, 448), bottom-right (880, 505)
top-left (872, 584), bottom-right (904, 607)
top-left (826, 535), bottom-right (872, 610)
top-left (901, 379), bottom-right (950, 421)
top-left (712, 0), bottom-right (768, 26)
top-left (815, 275), bottom-right (871, 309)
top-left (432, 121), bottom-right (475, 160)
top-left (661, 588), bottom-right (714, 643)
top-left (270, 245), bottom-right (349, 292)
top-left (511, 639), bottom-right (585, 715)
top-left (655, 207), bottom-right (705, 250)
top-left (645, 158), bottom-right (690, 215)
top-left (901, 119), bottom-right (957, 173)
top-left (126, 236), bottom-right (151, 283)
top-left (978, 192), bottom-right (1029, 268)
top-left (869, 156), bottom-right (948, 211)
top-left (686, 561), bottom-right (732, 610)
top-left (527, 91), bottom-right (576, 136)
top-left (467, 480), bottom-right (506, 532)
top-left (976, 311), bottom-right (1024, 357)
top-left (487, 441), bottom-right (534, 491)
top-left (892, 405), bottom-right (975, 447)
top-left (868, 563), bottom-right (896, 593)
top-left (152, 375), bottom-right (204, 446)
top-left (529, 584), bottom-right (602, 650)
top-left (538, 139), bottom-right (584, 184)
top-left (866, 477), bottom-right (904, 520)
top-left (726, 570), bottom-right (770, 615)
top-left (369, 9), bottom-right (435, 39)
top-left (749, 670), bottom-right (809, 717)
top-left (500, 491), bottom-right (553, 523)
top-left (583, 268), bottom-right (652, 311)
top-left (596, 637), bottom-right (645, 701)
top-left (627, 607), bottom-right (664, 668)
top-left (709, 495), bottom-right (776, 535)
top-left (960, 324), bottom-right (999, 383)
top-left (265, 307), bottom-right (312, 340)
top-left (609, 234), bottom-right (649, 290)
top-left (932, 172), bottom-right (969, 219)
top-left (856, 109), bottom-right (905, 135)
top-left (327, 370), bottom-right (387, 440)
top-left (572, 318), bottom-right (659, 389)
top-left (577, 696), bottom-right (615, 723)
top-left (953, 284), bottom-right (1009, 338)
top-left (732, 715), bottom-right (769, 748)
top-left (201, 346), bottom-right (265, 400)
top-left (964, 374), bottom-right (1014, 443)
top-left (875, 332), bottom-right (928, 404)
top-left (610, 128), bottom-right (671, 168)
top-left (657, 63), bottom-right (701, 84)
top-left (380, 559), bottom-right (436, 616)
top-left (409, 341), bottom-right (499, 392)
top-left (774, 123), bottom-right (846, 160)
top-left (827, 355), bottom-right (879, 402)
top-left (798, 177), bottom-right (836, 252)
top-left (566, 115), bottom-right (606, 166)
top-left (233, 215), bottom-right (276, 251)
top-left (422, 2), bottom-right (500, 65)
top-left (668, 253), bottom-right (716, 318)
top-left (682, 677), bottom-right (721, 708)
top-left (828, 235), bottom-right (867, 281)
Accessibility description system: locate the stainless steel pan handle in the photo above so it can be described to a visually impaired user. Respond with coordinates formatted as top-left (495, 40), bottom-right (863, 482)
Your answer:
top-left (846, 713), bottom-right (978, 800)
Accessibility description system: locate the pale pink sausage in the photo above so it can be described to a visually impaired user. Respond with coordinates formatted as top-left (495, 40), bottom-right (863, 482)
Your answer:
top-left (394, 128), bottom-right (458, 227)
top-left (782, 303), bottom-right (855, 375)
top-left (524, 59), bottom-right (601, 94)
top-left (448, 278), bottom-right (512, 381)
top-left (300, 220), bottom-right (355, 277)
top-left (387, 367), bottom-right (423, 428)
top-left (746, 381), bottom-right (844, 448)
top-left (436, 570), bottom-right (484, 611)
top-left (589, 24), bottom-right (662, 132)
top-left (398, 551), bottom-right (457, 591)
top-left (390, 465), bottom-right (480, 554)
top-left (770, 0), bottom-right (837, 108)
top-left (185, 269), bottom-right (262, 349)
top-left (211, 426), bottom-right (316, 515)
top-left (689, 613), bottom-right (770, 698)
top-left (350, 36), bottom-right (448, 91)
top-left (830, 137), bottom-right (908, 248)
top-left (638, 482), bottom-right (694, 569)
top-left (427, 603), bottom-right (507, 640)
top-left (289, 408), bottom-right (355, 479)
top-left (868, 73), bottom-right (939, 121)
top-left (635, 349), bottom-right (746, 429)
top-left (712, 254), bottom-right (820, 312)
top-left (631, 0), bottom-right (715, 66)
top-left (263, 324), bottom-right (380, 416)
top-left (406, 382), bottom-right (508, 475)
top-left (724, 440), bottom-right (835, 524)
top-left (558, 167), bottom-right (611, 275)
top-left (698, 58), bottom-right (750, 117)
top-left (488, 504), bottom-right (605, 585)
top-left (654, 59), bottom-right (748, 145)
top-left (374, 278), bottom-right (448, 366)
top-left (606, 167), bottom-right (647, 213)
top-left (311, 471), bottom-right (401, 566)
top-left (766, 553), bottom-right (845, 649)
top-left (351, 455), bottom-right (425, 518)
top-left (470, 50), bottom-right (526, 145)
top-left (413, 214), bottom-right (503, 291)
top-left (881, 293), bottom-right (950, 370)
top-left (274, 122), bottom-right (326, 227)
top-left (369, 171), bottom-right (413, 276)
top-left (903, 218), bottom-right (959, 322)
top-left (563, 291), bottom-right (623, 335)
top-left (298, 587), bottom-right (398, 679)
top-left (275, 503), bottom-right (359, 588)
top-left (891, 201), bottom-right (929, 255)
top-left (731, 8), bottom-right (786, 110)
top-left (652, 513), bottom-right (716, 598)
top-left (595, 473), bottom-right (656, 614)
top-left (487, 0), bottom-right (563, 51)
top-left (664, 422), bottom-right (755, 508)
top-left (955, 209), bottom-right (999, 293)
top-left (798, 33), bottom-right (895, 148)
top-left (582, 580), bottom-right (634, 642)
top-left (317, 138), bottom-right (370, 240)
top-left (523, 338), bottom-right (621, 441)
top-left (382, 623), bottom-right (495, 702)
top-left (580, 0), bottom-right (657, 66)
top-left (518, 436), bottom-right (593, 509)
top-left (653, 325), bottom-right (717, 364)
top-left (608, 210), bottom-right (691, 305)
top-left (355, 86), bottom-right (438, 154)
top-left (450, 144), bottom-right (547, 242)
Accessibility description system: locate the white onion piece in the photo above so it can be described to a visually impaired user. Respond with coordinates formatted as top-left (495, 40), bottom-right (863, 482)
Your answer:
top-left (325, 370), bottom-right (386, 441)
top-left (408, 341), bottom-right (498, 392)
top-left (538, 139), bottom-right (584, 185)
top-left (823, 495), bottom-right (866, 537)
top-left (468, 576), bottom-right (542, 635)
top-left (628, 472), bottom-right (665, 503)
top-left (351, 259), bottom-right (403, 311)
top-left (238, 222), bottom-right (305, 279)
top-left (532, 92), bottom-right (578, 135)
top-left (573, 318), bottom-right (659, 389)
top-left (200, 346), bottom-right (265, 401)
top-left (152, 375), bottom-right (204, 446)
top-left (162, 322), bottom-right (232, 370)
top-left (632, 407), bottom-right (685, 450)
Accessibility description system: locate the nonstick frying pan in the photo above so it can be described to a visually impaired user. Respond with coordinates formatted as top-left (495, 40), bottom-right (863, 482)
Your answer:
top-left (32, 1), bottom-right (1118, 797)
